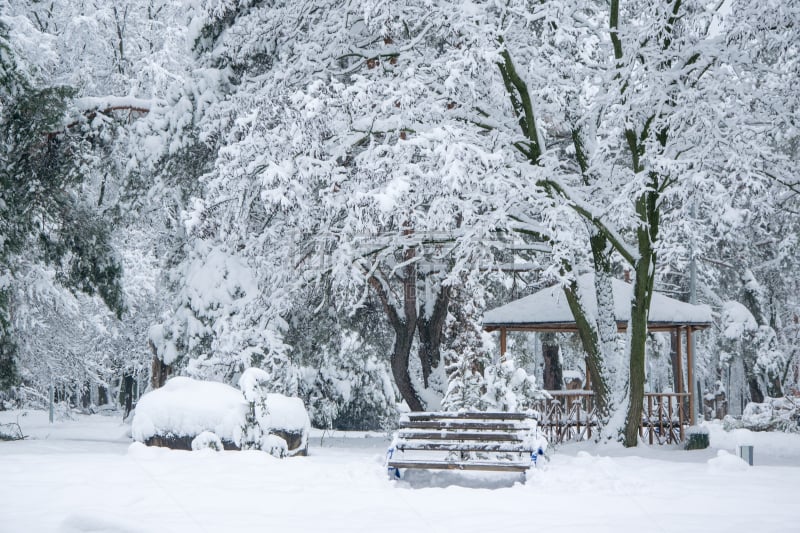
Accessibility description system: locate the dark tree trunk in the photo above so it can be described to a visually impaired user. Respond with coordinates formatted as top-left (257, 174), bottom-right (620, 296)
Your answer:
top-left (564, 281), bottom-right (610, 420)
top-left (391, 322), bottom-right (423, 411)
top-left (669, 330), bottom-right (684, 394)
top-left (368, 244), bottom-right (425, 411)
top-left (149, 340), bottom-right (171, 390)
top-left (123, 375), bottom-right (134, 418)
top-left (417, 286), bottom-right (449, 388)
top-left (747, 374), bottom-right (765, 404)
top-left (623, 190), bottom-right (657, 447)
top-left (541, 333), bottom-right (563, 391)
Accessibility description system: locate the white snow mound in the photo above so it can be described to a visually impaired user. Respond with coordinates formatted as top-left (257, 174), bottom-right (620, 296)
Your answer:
top-left (265, 393), bottom-right (311, 432)
top-left (707, 450), bottom-right (749, 473)
top-left (131, 377), bottom-right (248, 445)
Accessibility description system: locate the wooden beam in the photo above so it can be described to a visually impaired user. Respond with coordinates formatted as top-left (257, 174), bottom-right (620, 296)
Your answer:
top-left (500, 327), bottom-right (507, 357)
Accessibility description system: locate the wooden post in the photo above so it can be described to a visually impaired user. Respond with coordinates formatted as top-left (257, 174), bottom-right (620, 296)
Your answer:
top-left (687, 326), bottom-right (695, 426)
top-left (499, 328), bottom-right (507, 359)
top-left (675, 327), bottom-right (684, 394)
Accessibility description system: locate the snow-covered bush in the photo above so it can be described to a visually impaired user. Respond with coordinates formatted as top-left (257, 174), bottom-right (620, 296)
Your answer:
top-left (441, 280), bottom-right (493, 412)
top-left (262, 434), bottom-right (289, 459)
top-left (481, 360), bottom-right (546, 412)
top-left (191, 431), bottom-right (223, 452)
top-left (739, 398), bottom-right (800, 433)
top-left (288, 311), bottom-right (398, 430)
top-left (238, 368), bottom-right (311, 455)
top-left (685, 426), bottom-right (710, 450)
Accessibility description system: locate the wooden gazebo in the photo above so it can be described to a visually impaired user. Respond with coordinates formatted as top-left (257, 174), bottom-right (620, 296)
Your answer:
top-left (482, 274), bottom-right (713, 444)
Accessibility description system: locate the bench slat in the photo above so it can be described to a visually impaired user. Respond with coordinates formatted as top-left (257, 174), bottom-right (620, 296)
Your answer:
top-left (399, 420), bottom-right (528, 431)
top-left (404, 412), bottom-right (529, 421)
top-left (394, 441), bottom-right (531, 453)
top-left (396, 431), bottom-right (524, 442)
top-left (388, 460), bottom-right (530, 473)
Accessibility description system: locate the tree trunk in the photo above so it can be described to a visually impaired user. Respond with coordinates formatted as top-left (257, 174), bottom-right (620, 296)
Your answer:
top-left (367, 244), bottom-right (425, 411)
top-left (417, 285), bottom-right (449, 388)
top-left (623, 207), bottom-right (656, 447)
top-left (123, 374), bottom-right (134, 418)
top-left (563, 281), bottom-right (610, 419)
top-left (541, 333), bottom-right (562, 390)
top-left (149, 340), bottom-right (171, 389)
top-left (669, 330), bottom-right (684, 394)
top-left (391, 321), bottom-right (424, 411)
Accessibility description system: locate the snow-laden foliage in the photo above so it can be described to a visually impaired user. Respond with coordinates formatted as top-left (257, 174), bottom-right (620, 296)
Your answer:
top-left (1, 0), bottom-right (797, 438)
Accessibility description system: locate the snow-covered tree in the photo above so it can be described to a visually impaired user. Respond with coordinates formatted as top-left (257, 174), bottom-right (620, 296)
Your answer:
top-left (0, 11), bottom-right (124, 397)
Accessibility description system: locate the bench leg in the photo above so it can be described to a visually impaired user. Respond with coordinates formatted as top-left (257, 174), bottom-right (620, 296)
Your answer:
top-left (387, 466), bottom-right (401, 480)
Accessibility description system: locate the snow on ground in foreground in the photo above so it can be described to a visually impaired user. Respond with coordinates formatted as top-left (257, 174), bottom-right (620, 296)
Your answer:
top-left (1, 410), bottom-right (799, 533)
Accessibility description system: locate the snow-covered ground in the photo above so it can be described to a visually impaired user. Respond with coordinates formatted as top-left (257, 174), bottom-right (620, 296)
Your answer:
top-left (1, 410), bottom-right (798, 533)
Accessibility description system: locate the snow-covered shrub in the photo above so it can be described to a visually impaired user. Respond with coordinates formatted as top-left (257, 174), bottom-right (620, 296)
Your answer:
top-left (238, 367), bottom-right (270, 450)
top-left (291, 320), bottom-right (397, 430)
top-left (441, 283), bottom-right (492, 412)
top-left (191, 431), bottom-right (223, 451)
top-left (442, 362), bottom-right (486, 412)
top-left (238, 368), bottom-right (311, 455)
top-left (262, 434), bottom-right (288, 459)
top-left (149, 243), bottom-right (294, 390)
top-left (481, 360), bottom-right (546, 412)
top-left (740, 398), bottom-right (800, 433)
top-left (685, 426), bottom-right (710, 450)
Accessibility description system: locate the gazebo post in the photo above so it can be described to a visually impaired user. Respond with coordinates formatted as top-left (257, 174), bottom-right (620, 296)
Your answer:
top-left (687, 326), bottom-right (695, 425)
top-left (675, 326), bottom-right (684, 395)
top-left (500, 327), bottom-right (507, 358)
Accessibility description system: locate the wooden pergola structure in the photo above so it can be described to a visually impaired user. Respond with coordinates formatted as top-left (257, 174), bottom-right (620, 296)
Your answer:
top-left (482, 275), bottom-right (713, 444)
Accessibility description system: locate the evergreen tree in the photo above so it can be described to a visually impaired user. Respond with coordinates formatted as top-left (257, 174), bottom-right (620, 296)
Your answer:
top-left (0, 18), bottom-right (123, 394)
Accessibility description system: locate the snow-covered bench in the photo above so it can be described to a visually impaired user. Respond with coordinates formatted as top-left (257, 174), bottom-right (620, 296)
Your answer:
top-left (386, 412), bottom-right (546, 480)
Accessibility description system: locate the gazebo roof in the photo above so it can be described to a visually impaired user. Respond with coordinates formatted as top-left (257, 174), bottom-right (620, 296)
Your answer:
top-left (483, 274), bottom-right (713, 333)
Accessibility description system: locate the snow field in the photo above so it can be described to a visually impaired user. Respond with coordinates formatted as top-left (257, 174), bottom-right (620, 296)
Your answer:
top-left (1, 411), bottom-right (799, 533)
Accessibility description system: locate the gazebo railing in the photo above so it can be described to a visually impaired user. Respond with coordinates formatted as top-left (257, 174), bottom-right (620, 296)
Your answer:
top-left (534, 390), bottom-right (690, 445)
top-left (533, 391), bottom-right (598, 444)
top-left (639, 392), bottom-right (689, 445)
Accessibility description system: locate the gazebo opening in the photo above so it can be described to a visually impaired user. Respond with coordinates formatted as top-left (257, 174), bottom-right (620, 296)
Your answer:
top-left (482, 274), bottom-right (712, 444)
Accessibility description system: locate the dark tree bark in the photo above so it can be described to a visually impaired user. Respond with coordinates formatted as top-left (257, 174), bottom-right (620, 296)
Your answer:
top-left (563, 277), bottom-right (611, 420)
top-left (149, 340), bottom-right (171, 390)
top-left (123, 375), bottom-right (134, 418)
top-left (367, 245), bottom-right (425, 411)
top-left (417, 285), bottom-right (449, 388)
top-left (541, 333), bottom-right (563, 391)
top-left (669, 331), bottom-right (681, 392)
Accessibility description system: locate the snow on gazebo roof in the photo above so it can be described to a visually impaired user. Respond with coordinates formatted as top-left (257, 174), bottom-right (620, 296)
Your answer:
top-left (483, 274), bottom-right (713, 332)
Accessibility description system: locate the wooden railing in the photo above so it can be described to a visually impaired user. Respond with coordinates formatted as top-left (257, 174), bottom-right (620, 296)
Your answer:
top-left (534, 391), bottom-right (690, 445)
top-left (533, 391), bottom-right (598, 444)
top-left (639, 392), bottom-right (689, 445)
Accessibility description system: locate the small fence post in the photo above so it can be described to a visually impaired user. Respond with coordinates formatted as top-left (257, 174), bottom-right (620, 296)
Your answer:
top-left (738, 445), bottom-right (754, 466)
